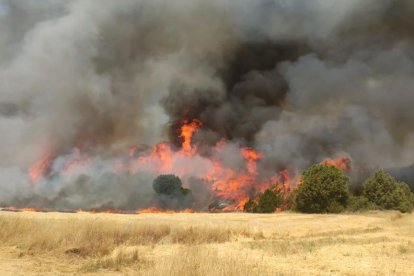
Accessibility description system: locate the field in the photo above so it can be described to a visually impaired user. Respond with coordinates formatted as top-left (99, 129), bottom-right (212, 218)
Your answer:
top-left (0, 211), bottom-right (413, 275)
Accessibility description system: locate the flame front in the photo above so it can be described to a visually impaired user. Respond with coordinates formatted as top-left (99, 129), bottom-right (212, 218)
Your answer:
top-left (26, 120), bottom-right (351, 212)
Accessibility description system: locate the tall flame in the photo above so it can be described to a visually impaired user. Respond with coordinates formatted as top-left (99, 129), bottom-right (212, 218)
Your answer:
top-left (240, 147), bottom-right (262, 175)
top-left (180, 119), bottom-right (202, 155)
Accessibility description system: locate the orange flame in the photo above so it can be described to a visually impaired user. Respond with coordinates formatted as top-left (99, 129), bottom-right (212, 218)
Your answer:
top-left (274, 169), bottom-right (297, 195)
top-left (1, 206), bottom-right (44, 213)
top-left (321, 156), bottom-right (351, 171)
top-left (135, 207), bottom-right (193, 214)
top-left (180, 120), bottom-right (202, 155)
top-left (241, 147), bottom-right (262, 175)
top-left (21, 207), bottom-right (40, 212)
top-left (137, 143), bottom-right (173, 173)
top-left (24, 119), bottom-right (353, 213)
top-left (29, 151), bottom-right (54, 182)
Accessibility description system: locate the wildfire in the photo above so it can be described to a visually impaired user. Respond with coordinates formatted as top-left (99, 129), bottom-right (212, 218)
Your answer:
top-left (29, 151), bottom-right (54, 182)
top-left (21, 207), bottom-right (40, 212)
top-left (136, 207), bottom-right (194, 214)
top-left (203, 146), bottom-right (277, 210)
top-left (1, 206), bottom-right (44, 213)
top-left (274, 169), bottom-right (298, 195)
top-left (138, 143), bottom-right (174, 173)
top-left (321, 156), bottom-right (351, 171)
top-left (180, 119), bottom-right (202, 155)
top-left (25, 120), bottom-right (353, 213)
top-left (61, 149), bottom-right (90, 173)
top-left (240, 147), bottom-right (262, 175)
top-left (76, 207), bottom-right (194, 214)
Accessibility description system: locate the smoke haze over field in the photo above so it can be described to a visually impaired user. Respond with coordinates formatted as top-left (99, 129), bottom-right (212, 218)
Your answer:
top-left (0, 0), bottom-right (413, 210)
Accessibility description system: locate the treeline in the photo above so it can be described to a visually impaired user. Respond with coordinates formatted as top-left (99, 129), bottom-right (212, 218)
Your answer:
top-left (152, 164), bottom-right (414, 214)
top-left (245, 165), bottom-right (414, 214)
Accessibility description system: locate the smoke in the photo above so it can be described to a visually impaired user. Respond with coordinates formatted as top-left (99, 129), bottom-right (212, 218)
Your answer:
top-left (0, 0), bottom-right (413, 210)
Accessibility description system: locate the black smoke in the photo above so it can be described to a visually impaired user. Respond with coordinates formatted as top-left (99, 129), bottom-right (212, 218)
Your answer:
top-left (164, 41), bottom-right (310, 147)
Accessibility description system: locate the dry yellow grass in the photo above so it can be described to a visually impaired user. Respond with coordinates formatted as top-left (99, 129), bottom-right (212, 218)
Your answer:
top-left (0, 211), bottom-right (413, 275)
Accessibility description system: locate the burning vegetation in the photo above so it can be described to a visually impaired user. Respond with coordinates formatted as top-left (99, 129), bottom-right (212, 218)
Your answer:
top-left (10, 119), bottom-right (413, 214)
top-left (21, 120), bottom-right (308, 212)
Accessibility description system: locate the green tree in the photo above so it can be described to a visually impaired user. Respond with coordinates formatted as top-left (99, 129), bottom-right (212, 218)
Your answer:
top-left (347, 195), bottom-right (378, 212)
top-left (244, 188), bottom-right (283, 213)
top-left (256, 189), bottom-right (283, 213)
top-left (152, 174), bottom-right (193, 210)
top-left (362, 170), bottom-right (413, 213)
top-left (243, 199), bottom-right (258, 213)
top-left (152, 174), bottom-right (182, 195)
top-left (294, 164), bottom-right (349, 213)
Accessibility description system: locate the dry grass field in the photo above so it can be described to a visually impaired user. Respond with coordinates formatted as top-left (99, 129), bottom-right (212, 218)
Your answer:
top-left (0, 211), bottom-right (413, 275)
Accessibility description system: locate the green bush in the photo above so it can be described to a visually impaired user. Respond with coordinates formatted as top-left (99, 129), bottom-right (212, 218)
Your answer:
top-left (244, 188), bottom-right (283, 213)
top-left (294, 164), bottom-right (349, 213)
top-left (152, 174), bottom-right (183, 195)
top-left (347, 196), bottom-right (378, 212)
top-left (283, 193), bottom-right (295, 210)
top-left (152, 174), bottom-right (193, 210)
top-left (362, 170), bottom-right (414, 213)
top-left (243, 199), bottom-right (258, 213)
top-left (257, 189), bottom-right (283, 213)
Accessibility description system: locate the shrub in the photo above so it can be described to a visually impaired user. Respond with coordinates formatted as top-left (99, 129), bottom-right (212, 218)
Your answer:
top-left (362, 170), bottom-right (414, 213)
top-left (256, 189), bottom-right (283, 213)
top-left (244, 188), bottom-right (283, 213)
top-left (152, 174), bottom-right (193, 210)
top-left (283, 193), bottom-right (295, 210)
top-left (243, 199), bottom-right (258, 213)
top-left (153, 174), bottom-right (183, 195)
top-left (347, 196), bottom-right (378, 212)
top-left (294, 164), bottom-right (349, 213)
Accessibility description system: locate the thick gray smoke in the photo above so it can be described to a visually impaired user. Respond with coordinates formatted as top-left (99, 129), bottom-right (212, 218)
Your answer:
top-left (0, 0), bottom-right (413, 210)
